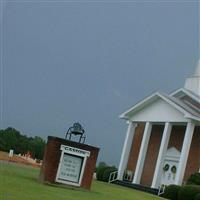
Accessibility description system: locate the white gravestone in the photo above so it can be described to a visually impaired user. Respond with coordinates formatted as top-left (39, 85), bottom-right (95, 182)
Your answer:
top-left (9, 149), bottom-right (14, 157)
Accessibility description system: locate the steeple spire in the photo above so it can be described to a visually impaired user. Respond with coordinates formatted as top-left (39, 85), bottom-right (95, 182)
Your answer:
top-left (194, 60), bottom-right (200, 76)
top-left (184, 60), bottom-right (200, 96)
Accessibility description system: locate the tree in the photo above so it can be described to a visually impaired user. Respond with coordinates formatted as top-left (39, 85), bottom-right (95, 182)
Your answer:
top-left (0, 127), bottom-right (46, 160)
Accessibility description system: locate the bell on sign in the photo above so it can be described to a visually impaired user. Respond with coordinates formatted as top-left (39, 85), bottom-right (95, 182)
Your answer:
top-left (65, 122), bottom-right (86, 143)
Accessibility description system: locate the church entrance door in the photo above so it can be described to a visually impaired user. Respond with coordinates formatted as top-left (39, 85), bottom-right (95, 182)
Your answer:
top-left (161, 160), bottom-right (178, 185)
top-left (160, 147), bottom-right (180, 186)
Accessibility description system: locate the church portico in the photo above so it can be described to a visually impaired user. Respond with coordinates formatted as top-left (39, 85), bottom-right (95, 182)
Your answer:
top-left (118, 121), bottom-right (199, 189)
top-left (117, 61), bottom-right (200, 189)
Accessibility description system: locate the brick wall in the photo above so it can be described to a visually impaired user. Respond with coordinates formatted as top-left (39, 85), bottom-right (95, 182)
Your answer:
top-left (167, 126), bottom-right (186, 151)
top-left (39, 136), bottom-right (99, 190)
top-left (140, 125), bottom-right (164, 186)
top-left (127, 123), bottom-right (145, 172)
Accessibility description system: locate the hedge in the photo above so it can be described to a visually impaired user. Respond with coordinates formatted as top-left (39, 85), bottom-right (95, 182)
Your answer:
top-left (96, 166), bottom-right (117, 182)
top-left (178, 185), bottom-right (200, 200)
top-left (195, 193), bottom-right (200, 200)
top-left (96, 166), bottom-right (108, 181)
top-left (102, 167), bottom-right (117, 182)
top-left (163, 185), bottom-right (181, 200)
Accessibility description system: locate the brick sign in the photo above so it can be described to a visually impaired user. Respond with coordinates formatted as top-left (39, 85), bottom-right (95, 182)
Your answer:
top-left (39, 136), bottom-right (99, 190)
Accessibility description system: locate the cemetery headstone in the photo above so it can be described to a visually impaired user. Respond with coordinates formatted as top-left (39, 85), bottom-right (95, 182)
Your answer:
top-left (9, 149), bottom-right (14, 157)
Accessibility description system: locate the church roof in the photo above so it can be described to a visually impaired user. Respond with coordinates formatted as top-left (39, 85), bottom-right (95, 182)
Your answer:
top-left (168, 91), bottom-right (200, 119)
top-left (171, 88), bottom-right (200, 103)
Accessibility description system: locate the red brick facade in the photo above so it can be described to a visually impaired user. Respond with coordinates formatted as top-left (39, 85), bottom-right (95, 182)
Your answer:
top-left (127, 123), bottom-right (145, 172)
top-left (140, 125), bottom-right (164, 186)
top-left (168, 126), bottom-right (186, 152)
top-left (126, 124), bottom-right (200, 187)
top-left (39, 136), bottom-right (99, 190)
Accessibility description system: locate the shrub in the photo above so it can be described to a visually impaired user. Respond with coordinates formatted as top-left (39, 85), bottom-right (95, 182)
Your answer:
top-left (187, 173), bottom-right (200, 185)
top-left (163, 185), bottom-right (181, 200)
top-left (102, 167), bottom-right (117, 182)
top-left (96, 166), bottom-right (107, 181)
top-left (195, 193), bottom-right (200, 200)
top-left (178, 185), bottom-right (200, 200)
top-left (96, 162), bottom-right (107, 174)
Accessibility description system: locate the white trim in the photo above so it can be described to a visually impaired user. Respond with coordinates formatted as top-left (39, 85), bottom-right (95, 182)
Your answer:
top-left (117, 122), bottom-right (137, 180)
top-left (132, 122), bottom-right (152, 184)
top-left (170, 88), bottom-right (186, 98)
top-left (151, 122), bottom-right (172, 188)
top-left (175, 122), bottom-right (195, 185)
top-left (55, 145), bottom-right (90, 187)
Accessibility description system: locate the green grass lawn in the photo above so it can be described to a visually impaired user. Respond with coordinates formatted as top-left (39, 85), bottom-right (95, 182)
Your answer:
top-left (0, 162), bottom-right (165, 200)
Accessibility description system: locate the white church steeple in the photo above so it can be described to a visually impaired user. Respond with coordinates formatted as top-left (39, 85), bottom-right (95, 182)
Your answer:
top-left (184, 60), bottom-right (200, 96)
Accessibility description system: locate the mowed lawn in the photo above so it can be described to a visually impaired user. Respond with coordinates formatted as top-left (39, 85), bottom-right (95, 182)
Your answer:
top-left (0, 162), bottom-right (166, 200)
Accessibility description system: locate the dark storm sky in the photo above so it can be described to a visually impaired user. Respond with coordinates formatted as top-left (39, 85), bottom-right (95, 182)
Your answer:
top-left (0, 1), bottom-right (199, 165)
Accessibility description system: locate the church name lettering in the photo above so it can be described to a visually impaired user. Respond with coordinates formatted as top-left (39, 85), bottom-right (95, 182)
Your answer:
top-left (61, 145), bottom-right (90, 157)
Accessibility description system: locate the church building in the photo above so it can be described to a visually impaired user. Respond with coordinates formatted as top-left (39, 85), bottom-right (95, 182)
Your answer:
top-left (117, 62), bottom-right (200, 189)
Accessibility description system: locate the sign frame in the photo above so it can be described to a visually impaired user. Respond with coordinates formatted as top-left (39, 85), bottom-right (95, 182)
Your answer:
top-left (55, 145), bottom-right (90, 186)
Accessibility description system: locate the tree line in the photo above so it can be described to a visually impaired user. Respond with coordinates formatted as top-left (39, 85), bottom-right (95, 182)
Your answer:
top-left (0, 127), bottom-right (46, 160)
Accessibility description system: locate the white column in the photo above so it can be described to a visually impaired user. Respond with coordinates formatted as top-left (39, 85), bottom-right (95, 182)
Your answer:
top-left (175, 122), bottom-right (195, 185)
top-left (132, 122), bottom-right (152, 184)
top-left (151, 122), bottom-right (172, 188)
top-left (117, 121), bottom-right (137, 180)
